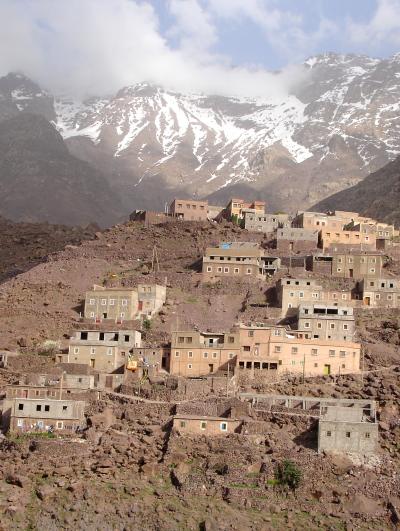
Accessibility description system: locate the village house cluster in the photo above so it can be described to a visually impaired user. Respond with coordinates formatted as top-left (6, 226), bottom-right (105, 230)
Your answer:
top-left (1, 198), bottom-right (398, 459)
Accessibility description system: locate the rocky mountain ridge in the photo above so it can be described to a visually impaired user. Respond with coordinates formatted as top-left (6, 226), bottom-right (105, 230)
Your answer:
top-left (1, 52), bottom-right (400, 220)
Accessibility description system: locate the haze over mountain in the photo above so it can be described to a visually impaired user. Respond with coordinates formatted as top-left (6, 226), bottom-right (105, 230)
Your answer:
top-left (0, 51), bottom-right (400, 224)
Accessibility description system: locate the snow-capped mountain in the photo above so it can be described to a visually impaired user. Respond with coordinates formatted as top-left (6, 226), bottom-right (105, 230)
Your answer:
top-left (1, 52), bottom-right (400, 214)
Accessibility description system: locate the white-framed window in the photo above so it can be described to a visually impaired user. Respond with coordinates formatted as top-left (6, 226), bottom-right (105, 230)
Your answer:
top-left (101, 299), bottom-right (107, 305)
top-left (274, 329), bottom-right (281, 336)
top-left (121, 299), bottom-right (128, 306)
top-left (217, 267), bottom-right (222, 273)
top-left (339, 351), bottom-right (346, 357)
top-left (329, 350), bottom-right (335, 357)
top-left (224, 267), bottom-right (229, 273)
top-left (337, 268), bottom-right (342, 272)
top-left (207, 266), bottom-right (212, 272)
top-left (370, 268), bottom-right (375, 273)
top-left (175, 351), bottom-right (180, 357)
top-left (107, 347), bottom-right (113, 356)
top-left (220, 422), bottom-right (227, 432)
top-left (109, 299), bottom-right (115, 306)
top-left (234, 268), bottom-right (239, 274)
top-left (246, 268), bottom-right (252, 275)
top-left (299, 292), bottom-right (304, 298)
top-left (288, 303), bottom-right (293, 309)
top-left (17, 419), bottom-right (23, 427)
top-left (90, 312), bottom-right (95, 318)
top-left (57, 421), bottom-right (63, 429)
top-left (330, 323), bottom-right (335, 329)
top-left (312, 292), bottom-right (319, 299)
top-left (375, 294), bottom-right (380, 300)
top-left (90, 347), bottom-right (96, 354)
top-left (274, 346), bottom-right (281, 353)
top-left (200, 421), bottom-right (207, 430)
top-left (212, 352), bottom-right (218, 358)
top-left (304, 322), bottom-right (310, 328)
top-left (187, 364), bottom-right (192, 369)
top-left (89, 298), bottom-right (95, 305)
top-left (203, 352), bottom-right (208, 358)
top-left (188, 351), bottom-right (193, 358)
top-left (311, 349), bottom-right (318, 356)
top-left (342, 294), bottom-right (347, 299)
top-left (289, 292), bottom-right (294, 297)
top-left (343, 324), bottom-right (348, 330)
top-left (120, 312), bottom-right (125, 319)
top-left (74, 347), bottom-right (79, 354)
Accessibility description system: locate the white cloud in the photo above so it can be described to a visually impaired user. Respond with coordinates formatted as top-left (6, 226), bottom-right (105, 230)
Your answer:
top-left (346, 0), bottom-right (400, 47)
top-left (0, 0), bottom-right (309, 99)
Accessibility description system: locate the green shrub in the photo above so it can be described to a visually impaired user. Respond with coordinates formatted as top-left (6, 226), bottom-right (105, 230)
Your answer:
top-left (142, 319), bottom-right (151, 331)
top-left (275, 459), bottom-right (302, 491)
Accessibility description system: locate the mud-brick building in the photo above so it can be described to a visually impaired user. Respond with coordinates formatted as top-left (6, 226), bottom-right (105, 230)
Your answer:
top-left (276, 227), bottom-right (319, 253)
top-left (129, 210), bottom-right (172, 225)
top-left (277, 278), bottom-right (356, 317)
top-left (297, 304), bottom-right (356, 342)
top-left (319, 228), bottom-right (376, 251)
top-left (173, 415), bottom-right (242, 436)
top-left (359, 277), bottom-right (400, 308)
top-left (4, 398), bottom-right (86, 434)
top-left (308, 252), bottom-right (384, 279)
top-left (236, 324), bottom-right (360, 378)
top-left (318, 406), bottom-right (378, 454)
top-left (169, 198), bottom-right (208, 221)
top-left (67, 329), bottom-right (141, 372)
top-left (202, 243), bottom-right (265, 281)
top-left (169, 330), bottom-right (240, 377)
top-left (137, 284), bottom-right (166, 318)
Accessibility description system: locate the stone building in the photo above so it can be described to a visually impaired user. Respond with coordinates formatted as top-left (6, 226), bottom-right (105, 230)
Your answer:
top-left (169, 198), bottom-right (208, 221)
top-left (173, 415), bottom-right (242, 436)
top-left (276, 227), bottom-right (319, 252)
top-left (359, 277), bottom-right (400, 308)
top-left (244, 212), bottom-right (290, 233)
top-left (236, 324), bottom-right (360, 378)
top-left (308, 252), bottom-right (384, 279)
top-left (202, 243), bottom-right (265, 281)
top-left (277, 278), bottom-right (356, 317)
top-left (297, 304), bottom-right (356, 341)
top-left (169, 330), bottom-right (240, 377)
top-left (67, 329), bottom-right (141, 372)
top-left (4, 398), bottom-right (86, 434)
top-left (137, 284), bottom-right (166, 318)
top-left (318, 406), bottom-right (378, 454)
top-left (129, 210), bottom-right (171, 225)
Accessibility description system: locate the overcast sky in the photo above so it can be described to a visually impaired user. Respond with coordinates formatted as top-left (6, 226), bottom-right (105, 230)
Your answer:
top-left (0, 0), bottom-right (399, 98)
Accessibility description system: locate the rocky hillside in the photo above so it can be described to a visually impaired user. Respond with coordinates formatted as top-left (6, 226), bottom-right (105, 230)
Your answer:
top-left (0, 113), bottom-right (123, 227)
top-left (0, 53), bottom-right (399, 219)
top-left (312, 155), bottom-right (400, 226)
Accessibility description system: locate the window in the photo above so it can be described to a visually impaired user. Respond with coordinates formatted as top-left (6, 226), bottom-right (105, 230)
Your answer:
top-left (375, 294), bottom-right (381, 300)
top-left (343, 324), bottom-right (348, 330)
top-left (365, 432), bottom-right (370, 439)
top-left (314, 363), bottom-right (318, 367)
top-left (312, 292), bottom-right (319, 299)
top-left (326, 431), bottom-right (332, 437)
top-left (56, 421), bottom-right (63, 429)
top-left (217, 267), bottom-right (222, 273)
top-left (299, 292), bottom-right (304, 298)
top-left (330, 323), bottom-right (335, 329)
top-left (90, 312), bottom-right (95, 318)
top-left (291, 347), bottom-right (298, 354)
top-left (18, 403), bottom-right (24, 411)
top-left (180, 420), bottom-right (186, 428)
top-left (274, 346), bottom-right (281, 353)
top-left (248, 330), bottom-right (254, 337)
top-left (329, 350), bottom-right (335, 357)
top-left (178, 337), bottom-right (185, 343)
top-left (274, 329), bottom-right (281, 336)
top-left (62, 405), bottom-right (67, 411)
top-left (346, 432), bottom-right (351, 438)
top-left (89, 298), bottom-right (95, 305)
top-left (206, 266), bottom-right (212, 272)
top-left (291, 360), bottom-right (296, 365)
top-left (74, 347), bottom-right (79, 354)
top-left (224, 267), bottom-right (229, 273)
top-left (228, 336), bottom-right (235, 343)
top-left (220, 422), bottom-right (227, 432)
top-left (45, 405), bottom-right (50, 412)
top-left (188, 351), bottom-right (193, 358)
top-left (203, 352), bottom-right (208, 358)
top-left (101, 299), bottom-right (107, 306)
top-left (17, 419), bottom-right (23, 427)
top-left (339, 351), bottom-right (346, 357)
top-left (91, 347), bottom-right (96, 355)
top-left (175, 351), bottom-right (180, 357)
top-left (36, 405), bottom-right (42, 411)
top-left (311, 349), bottom-right (318, 356)
top-left (120, 312), bottom-right (125, 319)
top-left (212, 352), bottom-right (218, 359)
top-left (246, 268), bottom-right (252, 275)
top-left (243, 346), bottom-right (250, 352)
top-left (121, 299), bottom-right (128, 306)
top-left (234, 268), bottom-right (239, 274)
top-left (370, 268), bottom-right (375, 274)
top-left (107, 347), bottom-right (113, 356)
top-left (200, 421), bottom-right (207, 430)
top-left (317, 323), bottom-right (322, 329)
top-left (187, 364), bottom-right (192, 369)
top-left (228, 352), bottom-right (234, 360)
top-left (109, 299), bottom-right (115, 306)
top-left (337, 268), bottom-right (342, 272)
top-left (289, 292), bottom-right (294, 298)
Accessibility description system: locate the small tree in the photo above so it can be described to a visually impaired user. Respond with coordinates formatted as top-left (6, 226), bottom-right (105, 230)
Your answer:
top-left (142, 319), bottom-right (151, 331)
top-left (38, 340), bottom-right (60, 356)
top-left (275, 459), bottom-right (302, 491)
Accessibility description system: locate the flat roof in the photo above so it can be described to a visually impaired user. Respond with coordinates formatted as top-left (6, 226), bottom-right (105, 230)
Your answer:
top-left (174, 415), bottom-right (238, 422)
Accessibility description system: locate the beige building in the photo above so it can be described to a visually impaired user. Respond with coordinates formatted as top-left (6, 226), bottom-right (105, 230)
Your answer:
top-left (224, 198), bottom-right (265, 221)
top-left (84, 285), bottom-right (139, 321)
top-left (297, 304), bottom-right (356, 341)
top-left (169, 330), bottom-right (240, 377)
top-left (169, 198), bottom-right (208, 221)
top-left (202, 243), bottom-right (265, 281)
top-left (5, 398), bottom-right (86, 434)
top-left (173, 415), bottom-right (241, 436)
top-left (67, 329), bottom-right (141, 372)
top-left (319, 229), bottom-right (376, 251)
top-left (277, 278), bottom-right (356, 317)
top-left (359, 277), bottom-right (400, 308)
top-left (236, 324), bottom-right (360, 377)
top-left (137, 284), bottom-right (166, 318)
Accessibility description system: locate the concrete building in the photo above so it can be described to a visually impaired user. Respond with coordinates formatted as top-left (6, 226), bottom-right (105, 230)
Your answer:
top-left (169, 330), bottom-right (240, 377)
top-left (137, 284), bottom-right (166, 318)
top-left (5, 398), bottom-right (86, 434)
top-left (169, 199), bottom-right (208, 221)
top-left (276, 227), bottom-right (319, 253)
top-left (318, 406), bottom-right (378, 454)
top-left (67, 329), bottom-right (141, 372)
top-left (244, 212), bottom-right (290, 233)
top-left (297, 304), bottom-right (356, 341)
top-left (236, 324), bottom-right (360, 377)
top-left (359, 277), bottom-right (400, 308)
top-left (202, 243), bottom-right (265, 281)
top-left (319, 229), bottom-right (376, 251)
top-left (84, 285), bottom-right (139, 321)
top-left (277, 278), bottom-right (356, 317)
top-left (84, 284), bottom-right (166, 322)
top-left (173, 414), bottom-right (241, 436)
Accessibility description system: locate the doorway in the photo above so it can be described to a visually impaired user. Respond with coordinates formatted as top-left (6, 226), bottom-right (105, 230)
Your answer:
top-left (323, 364), bottom-right (331, 375)
top-left (208, 364), bottom-right (214, 373)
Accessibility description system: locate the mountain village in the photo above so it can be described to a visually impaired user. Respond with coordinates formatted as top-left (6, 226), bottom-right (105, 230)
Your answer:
top-left (0, 196), bottom-right (399, 528)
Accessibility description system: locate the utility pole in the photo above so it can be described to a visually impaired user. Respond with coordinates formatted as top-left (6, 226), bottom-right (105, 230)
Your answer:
top-left (226, 363), bottom-right (230, 397)
top-left (302, 351), bottom-right (306, 384)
